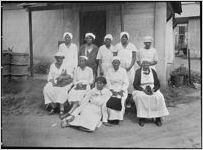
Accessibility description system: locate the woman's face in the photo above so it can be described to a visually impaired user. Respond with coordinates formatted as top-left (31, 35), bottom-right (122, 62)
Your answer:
top-left (142, 61), bottom-right (150, 70)
top-left (144, 42), bottom-right (151, 49)
top-left (104, 38), bottom-right (111, 47)
top-left (79, 58), bottom-right (86, 68)
top-left (112, 60), bottom-right (120, 70)
top-left (96, 81), bottom-right (105, 90)
top-left (121, 35), bottom-right (128, 45)
top-left (55, 56), bottom-right (64, 65)
top-left (64, 35), bottom-right (71, 44)
top-left (86, 36), bottom-right (93, 44)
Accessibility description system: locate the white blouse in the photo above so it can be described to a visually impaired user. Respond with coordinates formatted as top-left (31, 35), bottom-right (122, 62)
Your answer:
top-left (47, 63), bottom-right (74, 83)
top-left (115, 42), bottom-right (137, 69)
top-left (59, 43), bottom-right (78, 70)
top-left (106, 67), bottom-right (129, 92)
top-left (73, 66), bottom-right (94, 85)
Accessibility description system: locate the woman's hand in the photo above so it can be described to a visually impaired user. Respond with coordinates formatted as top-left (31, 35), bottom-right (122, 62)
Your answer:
top-left (126, 67), bottom-right (131, 72)
top-left (143, 89), bottom-right (150, 95)
top-left (110, 89), bottom-right (118, 96)
top-left (118, 90), bottom-right (124, 97)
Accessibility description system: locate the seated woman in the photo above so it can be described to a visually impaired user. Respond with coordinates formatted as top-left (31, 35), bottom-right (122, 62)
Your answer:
top-left (65, 56), bottom-right (94, 117)
top-left (106, 56), bottom-right (129, 125)
top-left (61, 77), bottom-right (112, 132)
top-left (43, 51), bottom-right (74, 117)
top-left (132, 61), bottom-right (169, 127)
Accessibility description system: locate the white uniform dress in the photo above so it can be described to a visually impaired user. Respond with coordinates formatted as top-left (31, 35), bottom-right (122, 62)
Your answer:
top-left (106, 67), bottom-right (129, 120)
top-left (137, 47), bottom-right (158, 70)
top-left (68, 66), bottom-right (94, 104)
top-left (96, 45), bottom-right (116, 76)
top-left (43, 63), bottom-right (74, 104)
top-left (69, 88), bottom-right (112, 131)
top-left (115, 42), bottom-right (137, 94)
top-left (59, 43), bottom-right (78, 71)
top-left (132, 69), bottom-right (169, 118)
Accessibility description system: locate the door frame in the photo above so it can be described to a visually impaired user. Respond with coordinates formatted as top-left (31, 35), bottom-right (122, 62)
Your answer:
top-left (79, 9), bottom-right (107, 47)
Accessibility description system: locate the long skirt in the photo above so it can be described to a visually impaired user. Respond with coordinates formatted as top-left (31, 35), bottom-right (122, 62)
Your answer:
top-left (69, 104), bottom-right (102, 131)
top-left (107, 92), bottom-right (128, 121)
top-left (68, 85), bottom-right (90, 104)
top-left (43, 82), bottom-right (73, 104)
top-left (132, 90), bottom-right (169, 118)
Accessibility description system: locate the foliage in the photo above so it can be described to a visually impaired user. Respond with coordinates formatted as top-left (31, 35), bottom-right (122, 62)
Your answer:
top-left (33, 61), bottom-right (50, 74)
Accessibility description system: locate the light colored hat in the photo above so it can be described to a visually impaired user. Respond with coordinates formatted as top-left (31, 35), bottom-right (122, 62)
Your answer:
top-left (104, 34), bottom-right (113, 41)
top-left (85, 33), bottom-right (96, 40)
top-left (112, 56), bottom-right (121, 62)
top-left (120, 32), bottom-right (129, 40)
top-left (79, 55), bottom-right (88, 60)
top-left (63, 32), bottom-right (73, 40)
top-left (54, 51), bottom-right (65, 57)
top-left (143, 36), bottom-right (153, 43)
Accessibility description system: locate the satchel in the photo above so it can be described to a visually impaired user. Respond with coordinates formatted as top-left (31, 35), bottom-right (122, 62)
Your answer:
top-left (106, 97), bottom-right (122, 111)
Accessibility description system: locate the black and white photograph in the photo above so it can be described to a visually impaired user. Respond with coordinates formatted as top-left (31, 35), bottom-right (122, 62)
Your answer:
top-left (1, 1), bottom-right (202, 148)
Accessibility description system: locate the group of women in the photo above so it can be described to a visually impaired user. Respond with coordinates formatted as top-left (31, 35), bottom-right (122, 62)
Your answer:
top-left (43, 31), bottom-right (169, 132)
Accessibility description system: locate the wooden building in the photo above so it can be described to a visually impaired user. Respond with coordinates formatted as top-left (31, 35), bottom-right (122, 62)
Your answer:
top-left (2, 2), bottom-right (181, 87)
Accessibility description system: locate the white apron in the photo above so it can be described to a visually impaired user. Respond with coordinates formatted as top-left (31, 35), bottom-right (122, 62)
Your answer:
top-left (132, 69), bottom-right (169, 118)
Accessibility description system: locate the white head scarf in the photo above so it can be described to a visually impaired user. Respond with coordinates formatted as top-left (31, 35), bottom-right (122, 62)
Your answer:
top-left (104, 34), bottom-right (113, 41)
top-left (143, 36), bottom-right (153, 43)
top-left (79, 55), bottom-right (88, 60)
top-left (120, 32), bottom-right (129, 40)
top-left (54, 51), bottom-right (65, 57)
top-left (63, 32), bottom-right (73, 40)
top-left (85, 33), bottom-right (96, 40)
top-left (112, 56), bottom-right (121, 62)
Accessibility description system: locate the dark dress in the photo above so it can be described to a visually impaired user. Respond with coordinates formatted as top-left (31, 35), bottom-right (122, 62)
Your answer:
top-left (133, 68), bottom-right (160, 92)
top-left (79, 44), bottom-right (99, 77)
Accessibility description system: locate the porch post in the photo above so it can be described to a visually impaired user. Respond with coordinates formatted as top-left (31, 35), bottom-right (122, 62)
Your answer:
top-left (28, 9), bottom-right (34, 77)
top-left (120, 3), bottom-right (124, 32)
top-left (154, 2), bottom-right (167, 87)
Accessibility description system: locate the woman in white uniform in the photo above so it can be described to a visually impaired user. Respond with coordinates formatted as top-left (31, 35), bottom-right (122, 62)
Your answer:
top-left (59, 32), bottom-right (78, 71)
top-left (132, 61), bottom-right (169, 127)
top-left (115, 32), bottom-right (137, 104)
top-left (65, 56), bottom-right (94, 117)
top-left (137, 36), bottom-right (158, 70)
top-left (61, 77), bottom-right (112, 132)
top-left (43, 52), bottom-right (74, 117)
top-left (106, 56), bottom-right (129, 124)
top-left (97, 34), bottom-right (116, 77)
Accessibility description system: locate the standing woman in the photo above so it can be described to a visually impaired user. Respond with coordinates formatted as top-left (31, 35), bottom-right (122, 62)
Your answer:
top-left (115, 32), bottom-right (137, 102)
top-left (137, 36), bottom-right (158, 70)
top-left (59, 32), bottom-right (78, 71)
top-left (106, 56), bottom-right (129, 124)
top-left (43, 52), bottom-right (74, 117)
top-left (79, 33), bottom-right (99, 79)
top-left (97, 34), bottom-right (117, 77)
top-left (66, 56), bottom-right (94, 117)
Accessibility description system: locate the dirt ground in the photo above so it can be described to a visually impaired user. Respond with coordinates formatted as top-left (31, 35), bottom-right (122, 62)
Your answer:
top-left (1, 78), bottom-right (202, 148)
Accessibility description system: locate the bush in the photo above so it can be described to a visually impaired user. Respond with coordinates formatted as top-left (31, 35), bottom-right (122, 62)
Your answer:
top-left (33, 61), bottom-right (50, 74)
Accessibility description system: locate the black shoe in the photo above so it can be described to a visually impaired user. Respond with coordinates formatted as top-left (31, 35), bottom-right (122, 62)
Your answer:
top-left (138, 119), bottom-right (145, 127)
top-left (48, 109), bottom-right (55, 115)
top-left (108, 120), bottom-right (120, 125)
top-left (155, 118), bottom-right (162, 127)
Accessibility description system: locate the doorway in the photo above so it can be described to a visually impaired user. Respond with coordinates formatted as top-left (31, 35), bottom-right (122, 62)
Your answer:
top-left (79, 10), bottom-right (106, 47)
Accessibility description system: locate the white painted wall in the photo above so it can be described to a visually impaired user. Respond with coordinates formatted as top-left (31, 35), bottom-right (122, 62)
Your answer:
top-left (2, 9), bottom-right (29, 53)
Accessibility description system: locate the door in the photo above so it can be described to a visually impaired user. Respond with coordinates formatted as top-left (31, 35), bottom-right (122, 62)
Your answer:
top-left (80, 11), bottom-right (106, 47)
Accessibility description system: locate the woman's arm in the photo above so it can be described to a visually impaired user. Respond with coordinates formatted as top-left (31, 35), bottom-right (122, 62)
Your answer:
top-left (152, 69), bottom-right (160, 92)
top-left (127, 51), bottom-right (136, 71)
top-left (121, 69), bottom-right (129, 91)
top-left (133, 69), bottom-right (144, 91)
